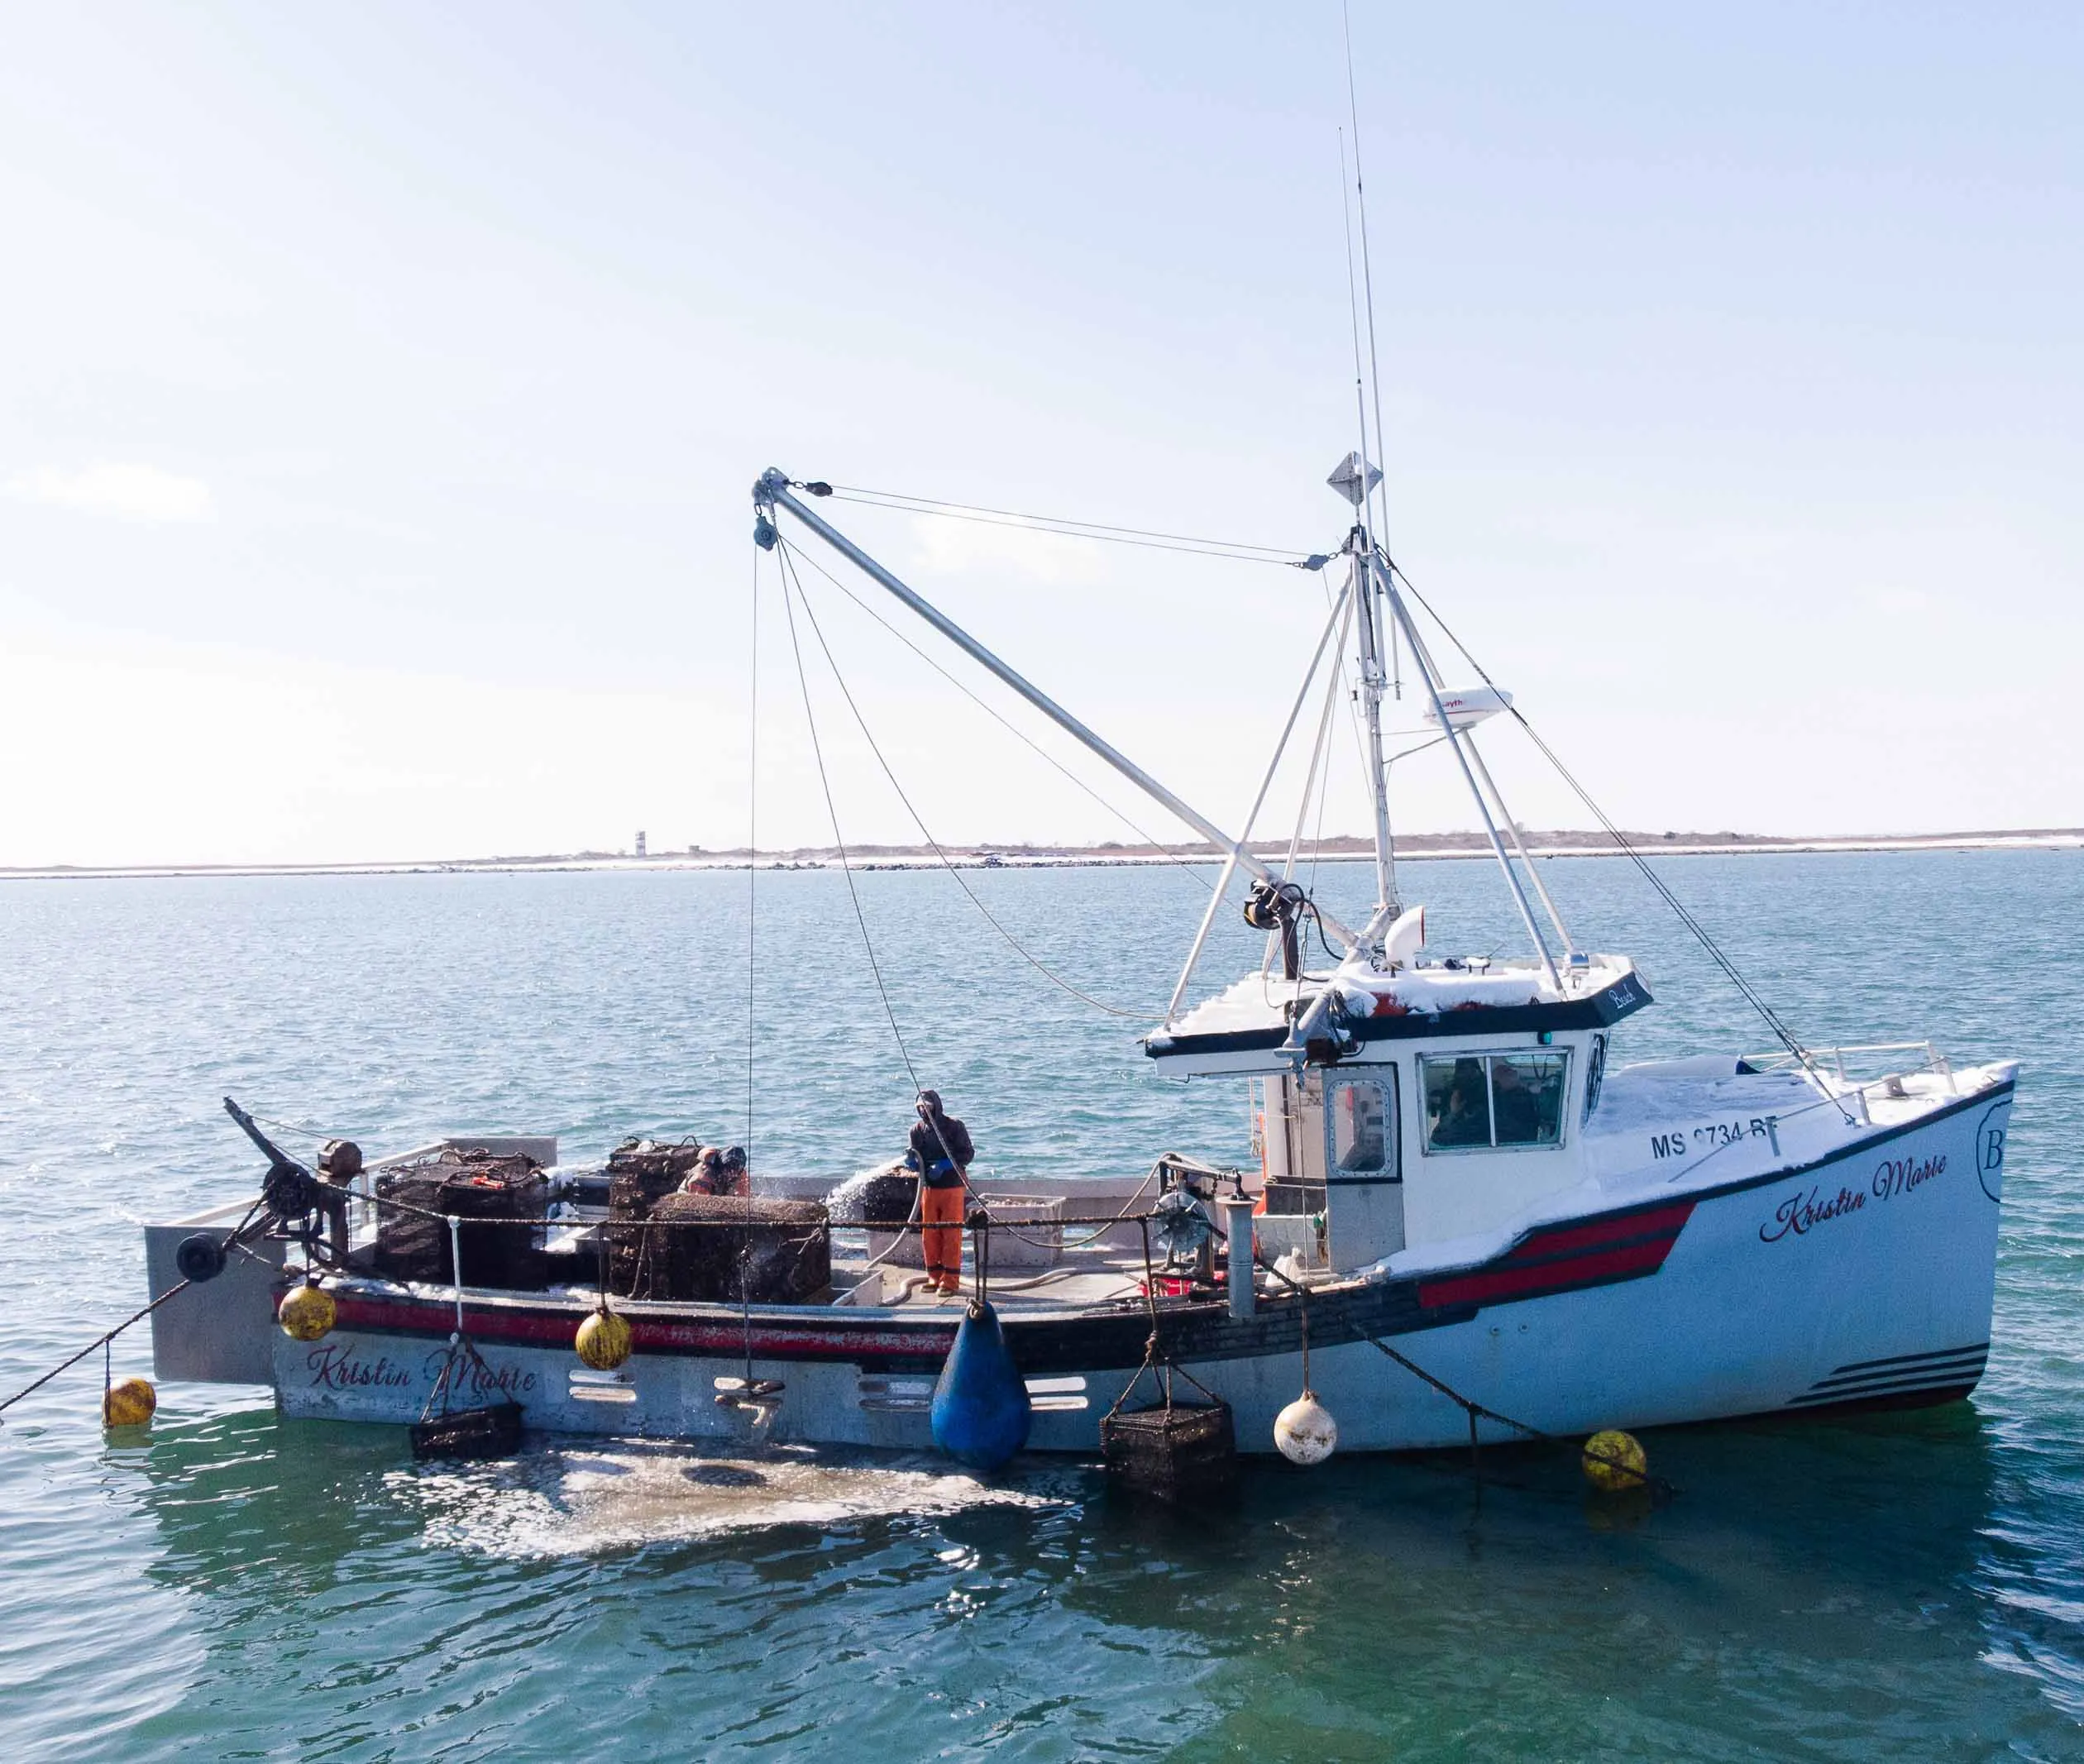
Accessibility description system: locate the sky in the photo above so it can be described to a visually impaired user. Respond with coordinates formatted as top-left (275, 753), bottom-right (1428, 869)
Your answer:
top-left (2, 1), bottom-right (2079, 867)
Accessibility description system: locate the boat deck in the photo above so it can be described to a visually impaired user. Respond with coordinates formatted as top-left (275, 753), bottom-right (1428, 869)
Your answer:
top-left (827, 1236), bottom-right (1154, 1311)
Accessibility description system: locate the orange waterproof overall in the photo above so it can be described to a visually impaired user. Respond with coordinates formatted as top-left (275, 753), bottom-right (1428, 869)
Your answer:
top-left (920, 1183), bottom-right (965, 1290)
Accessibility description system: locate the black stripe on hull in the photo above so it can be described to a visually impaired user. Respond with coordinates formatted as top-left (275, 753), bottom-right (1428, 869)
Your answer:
top-left (1822, 1343), bottom-right (1991, 1379)
top-left (1790, 1367), bottom-right (1988, 1408)
top-left (1804, 1357), bottom-right (1988, 1396)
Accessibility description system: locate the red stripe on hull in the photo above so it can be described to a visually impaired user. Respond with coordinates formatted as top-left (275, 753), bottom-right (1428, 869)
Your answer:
top-left (629, 1318), bottom-right (953, 1359)
top-left (334, 1297), bottom-right (576, 1345)
top-left (1503, 1202), bottom-right (1695, 1264)
top-left (1419, 1232), bottom-right (1680, 1309)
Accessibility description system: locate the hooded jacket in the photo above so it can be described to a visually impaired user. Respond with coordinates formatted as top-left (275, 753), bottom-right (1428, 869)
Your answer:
top-left (907, 1097), bottom-right (975, 1189)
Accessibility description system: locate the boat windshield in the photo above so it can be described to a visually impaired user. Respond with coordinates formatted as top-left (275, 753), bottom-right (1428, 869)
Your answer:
top-left (1422, 1051), bottom-right (1569, 1152)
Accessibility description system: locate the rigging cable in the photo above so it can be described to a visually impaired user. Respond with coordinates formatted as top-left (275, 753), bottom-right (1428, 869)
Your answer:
top-left (1291, 571), bottom-right (1369, 919)
top-left (745, 545), bottom-right (761, 1159)
top-left (1264, 622), bottom-right (1349, 989)
top-left (1381, 553), bottom-right (1839, 1098)
top-left (1305, 676), bottom-right (1339, 942)
top-left (1311, 560), bottom-right (1377, 830)
top-left (780, 533), bottom-right (1219, 895)
top-left (776, 538), bottom-right (1149, 1019)
top-left (775, 540), bottom-right (928, 1097)
top-left (824, 485), bottom-right (1317, 568)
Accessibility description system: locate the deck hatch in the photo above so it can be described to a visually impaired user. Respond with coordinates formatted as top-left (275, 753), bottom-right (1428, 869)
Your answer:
top-left (855, 1374), bottom-right (1088, 1413)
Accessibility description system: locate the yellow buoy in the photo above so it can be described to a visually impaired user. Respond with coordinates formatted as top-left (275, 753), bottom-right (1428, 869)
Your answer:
top-left (278, 1282), bottom-right (337, 1342)
top-left (576, 1306), bottom-right (632, 1371)
top-left (103, 1377), bottom-right (157, 1428)
top-left (1581, 1428), bottom-right (1647, 1493)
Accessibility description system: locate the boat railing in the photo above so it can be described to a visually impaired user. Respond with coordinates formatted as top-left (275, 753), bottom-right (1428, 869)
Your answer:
top-left (1744, 1040), bottom-right (1957, 1121)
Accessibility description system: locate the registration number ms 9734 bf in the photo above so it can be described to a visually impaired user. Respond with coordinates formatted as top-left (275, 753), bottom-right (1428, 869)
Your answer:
top-left (1650, 1116), bottom-right (1780, 1161)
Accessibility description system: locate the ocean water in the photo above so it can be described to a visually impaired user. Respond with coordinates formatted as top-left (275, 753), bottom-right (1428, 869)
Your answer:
top-left (2, 849), bottom-right (2081, 1762)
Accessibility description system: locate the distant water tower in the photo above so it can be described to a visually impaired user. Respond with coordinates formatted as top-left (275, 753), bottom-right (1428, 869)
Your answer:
top-left (635, 831), bottom-right (647, 858)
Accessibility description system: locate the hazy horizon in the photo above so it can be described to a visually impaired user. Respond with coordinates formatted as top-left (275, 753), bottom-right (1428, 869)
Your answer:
top-left (5, 821), bottom-right (2078, 877)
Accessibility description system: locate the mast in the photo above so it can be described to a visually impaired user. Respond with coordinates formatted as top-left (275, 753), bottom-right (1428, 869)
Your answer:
top-left (1327, 452), bottom-right (1399, 930)
top-left (1348, 520), bottom-right (1398, 920)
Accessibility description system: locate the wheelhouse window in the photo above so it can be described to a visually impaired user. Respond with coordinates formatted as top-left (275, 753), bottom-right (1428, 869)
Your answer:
top-left (1327, 1076), bottom-right (1393, 1174)
top-left (1583, 1033), bottom-right (1608, 1124)
top-left (1422, 1051), bottom-right (1570, 1153)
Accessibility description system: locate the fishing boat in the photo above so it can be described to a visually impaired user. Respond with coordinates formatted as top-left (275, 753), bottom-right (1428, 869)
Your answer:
top-left (140, 452), bottom-right (2017, 1464)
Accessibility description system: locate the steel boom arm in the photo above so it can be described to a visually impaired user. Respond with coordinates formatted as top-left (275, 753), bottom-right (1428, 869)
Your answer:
top-left (756, 471), bottom-right (1360, 954)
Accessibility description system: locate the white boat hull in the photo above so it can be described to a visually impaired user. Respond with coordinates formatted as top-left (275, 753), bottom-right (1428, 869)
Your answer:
top-left (259, 1083), bottom-right (2011, 1454)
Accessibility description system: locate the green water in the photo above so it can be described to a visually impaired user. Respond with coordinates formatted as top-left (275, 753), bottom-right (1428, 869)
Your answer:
top-left (2, 853), bottom-right (2081, 1760)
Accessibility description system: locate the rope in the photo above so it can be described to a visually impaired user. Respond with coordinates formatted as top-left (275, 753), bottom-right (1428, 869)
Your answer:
top-left (745, 540), bottom-right (761, 1166)
top-left (841, 1184), bottom-right (925, 1289)
top-left (742, 544), bottom-right (764, 1389)
top-left (978, 1158), bottom-right (1164, 1253)
top-left (249, 1111), bottom-right (359, 1143)
top-left (418, 1333), bottom-right (507, 1425)
top-left (0, 1162), bottom-right (303, 1418)
top-left (778, 538), bottom-right (1218, 893)
top-left (772, 548), bottom-right (973, 1198)
top-left (1104, 1218), bottom-right (1221, 1418)
top-left (1247, 1242), bottom-right (1668, 1495)
top-left (351, 1178), bottom-right (1159, 1233)
top-left (776, 541), bottom-right (1148, 1018)
top-left (824, 485), bottom-right (1317, 567)
top-left (0, 1279), bottom-right (193, 1420)
top-left (776, 538), bottom-right (928, 1097)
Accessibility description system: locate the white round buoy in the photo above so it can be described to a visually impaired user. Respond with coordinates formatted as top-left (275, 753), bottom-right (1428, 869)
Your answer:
top-left (1274, 1391), bottom-right (1338, 1465)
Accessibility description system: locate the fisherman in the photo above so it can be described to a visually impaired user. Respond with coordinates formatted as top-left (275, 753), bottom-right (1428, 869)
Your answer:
top-left (678, 1145), bottom-right (729, 1195)
top-left (1432, 1058), bottom-right (1490, 1148)
top-left (905, 1089), bottom-right (974, 1296)
top-left (719, 1145), bottom-right (750, 1197)
top-left (1490, 1060), bottom-right (1541, 1145)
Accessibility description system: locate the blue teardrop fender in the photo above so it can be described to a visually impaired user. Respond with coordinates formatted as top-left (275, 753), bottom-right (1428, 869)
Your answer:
top-left (930, 1300), bottom-right (1033, 1471)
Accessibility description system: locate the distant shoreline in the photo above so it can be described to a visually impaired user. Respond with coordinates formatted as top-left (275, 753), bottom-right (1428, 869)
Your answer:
top-left (2, 828), bottom-right (2078, 882)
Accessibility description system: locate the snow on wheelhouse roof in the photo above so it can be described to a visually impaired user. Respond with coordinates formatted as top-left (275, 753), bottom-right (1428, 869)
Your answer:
top-left (1163, 953), bottom-right (1637, 1039)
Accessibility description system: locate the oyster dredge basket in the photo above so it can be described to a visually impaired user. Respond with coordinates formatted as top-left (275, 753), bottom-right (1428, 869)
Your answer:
top-left (1099, 1398), bottom-right (1239, 1502)
top-left (409, 1334), bottom-right (523, 1461)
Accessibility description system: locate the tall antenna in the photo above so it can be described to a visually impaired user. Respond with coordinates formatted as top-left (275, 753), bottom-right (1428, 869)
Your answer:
top-left (1334, 8), bottom-right (1400, 920)
top-left (1337, 127), bottom-right (1371, 509)
top-left (1342, 0), bottom-right (1393, 551)
top-left (1339, 124), bottom-right (1403, 706)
